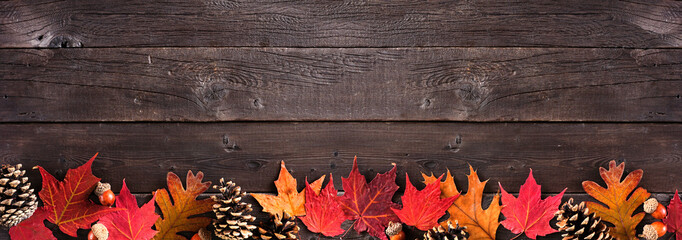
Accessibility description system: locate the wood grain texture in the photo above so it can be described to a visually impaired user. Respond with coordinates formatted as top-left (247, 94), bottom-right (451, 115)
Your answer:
top-left (1, 0), bottom-right (680, 48)
top-left (2, 48), bottom-right (681, 122)
top-left (0, 193), bottom-right (676, 240)
top-left (0, 122), bottom-right (679, 194)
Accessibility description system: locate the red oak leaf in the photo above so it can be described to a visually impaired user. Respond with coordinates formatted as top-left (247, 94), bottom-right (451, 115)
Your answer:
top-left (338, 157), bottom-right (399, 240)
top-left (300, 174), bottom-right (346, 237)
top-left (391, 174), bottom-right (457, 231)
top-left (9, 208), bottom-right (56, 240)
top-left (664, 190), bottom-right (682, 240)
top-left (35, 153), bottom-right (122, 236)
top-left (499, 169), bottom-right (566, 239)
top-left (99, 180), bottom-right (159, 240)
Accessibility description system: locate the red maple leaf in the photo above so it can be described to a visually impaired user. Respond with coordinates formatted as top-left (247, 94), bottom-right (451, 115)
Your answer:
top-left (664, 190), bottom-right (682, 240)
top-left (391, 174), bottom-right (457, 231)
top-left (35, 153), bottom-right (122, 236)
top-left (300, 174), bottom-right (346, 237)
top-left (9, 208), bottom-right (56, 240)
top-left (99, 180), bottom-right (159, 240)
top-left (338, 157), bottom-right (399, 240)
top-left (499, 169), bottom-right (565, 239)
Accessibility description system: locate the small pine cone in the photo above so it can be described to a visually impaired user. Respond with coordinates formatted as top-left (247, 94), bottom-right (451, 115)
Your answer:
top-left (91, 223), bottom-right (109, 240)
top-left (555, 198), bottom-right (614, 240)
top-left (0, 164), bottom-right (38, 228)
top-left (256, 213), bottom-right (299, 240)
top-left (424, 220), bottom-right (468, 240)
top-left (644, 198), bottom-right (659, 214)
top-left (211, 178), bottom-right (257, 240)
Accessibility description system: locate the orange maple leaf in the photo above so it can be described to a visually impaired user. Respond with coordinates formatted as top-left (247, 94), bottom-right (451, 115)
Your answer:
top-left (424, 166), bottom-right (501, 240)
top-left (583, 160), bottom-right (650, 240)
top-left (252, 161), bottom-right (325, 217)
top-left (153, 171), bottom-right (213, 240)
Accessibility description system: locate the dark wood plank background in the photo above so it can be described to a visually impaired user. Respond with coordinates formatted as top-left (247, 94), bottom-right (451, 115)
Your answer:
top-left (1, 0), bottom-right (681, 239)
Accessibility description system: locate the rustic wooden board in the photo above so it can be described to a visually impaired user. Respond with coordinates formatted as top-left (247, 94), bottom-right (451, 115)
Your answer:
top-left (1, 122), bottom-right (680, 194)
top-left (1, 0), bottom-right (680, 48)
top-left (2, 48), bottom-right (681, 122)
top-left (0, 193), bottom-right (676, 240)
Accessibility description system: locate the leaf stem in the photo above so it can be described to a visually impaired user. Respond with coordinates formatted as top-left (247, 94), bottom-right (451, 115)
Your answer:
top-left (510, 233), bottom-right (524, 240)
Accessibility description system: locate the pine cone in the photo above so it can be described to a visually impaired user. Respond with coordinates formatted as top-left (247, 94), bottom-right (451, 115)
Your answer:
top-left (256, 213), bottom-right (299, 240)
top-left (211, 178), bottom-right (257, 240)
top-left (555, 198), bottom-right (614, 240)
top-left (0, 164), bottom-right (37, 228)
top-left (424, 220), bottom-right (469, 240)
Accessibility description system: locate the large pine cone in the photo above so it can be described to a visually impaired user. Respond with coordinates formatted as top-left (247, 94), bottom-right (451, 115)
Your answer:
top-left (255, 213), bottom-right (299, 240)
top-left (424, 220), bottom-right (469, 240)
top-left (211, 178), bottom-right (257, 240)
top-left (0, 164), bottom-right (37, 228)
top-left (555, 198), bottom-right (614, 240)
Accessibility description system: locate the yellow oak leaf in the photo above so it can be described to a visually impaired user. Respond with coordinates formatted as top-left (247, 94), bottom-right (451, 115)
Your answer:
top-left (583, 160), bottom-right (650, 240)
top-left (153, 171), bottom-right (213, 240)
top-left (424, 166), bottom-right (500, 240)
top-left (252, 161), bottom-right (325, 217)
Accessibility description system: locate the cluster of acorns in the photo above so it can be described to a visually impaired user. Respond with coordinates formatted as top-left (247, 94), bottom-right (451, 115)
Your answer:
top-left (640, 198), bottom-right (668, 240)
top-left (87, 182), bottom-right (117, 240)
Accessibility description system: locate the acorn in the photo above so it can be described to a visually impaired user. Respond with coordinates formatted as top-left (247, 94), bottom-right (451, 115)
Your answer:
top-left (644, 198), bottom-right (659, 214)
top-left (385, 221), bottom-right (405, 240)
top-left (641, 222), bottom-right (667, 240)
top-left (94, 182), bottom-right (115, 207)
top-left (88, 223), bottom-right (108, 240)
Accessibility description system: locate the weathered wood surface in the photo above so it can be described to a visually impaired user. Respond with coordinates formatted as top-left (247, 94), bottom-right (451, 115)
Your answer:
top-left (0, 193), bottom-right (675, 240)
top-left (1, 122), bottom-right (680, 194)
top-left (1, 0), bottom-right (681, 48)
top-left (2, 48), bottom-right (681, 122)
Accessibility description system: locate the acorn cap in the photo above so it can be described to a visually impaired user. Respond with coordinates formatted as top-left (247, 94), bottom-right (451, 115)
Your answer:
top-left (644, 198), bottom-right (659, 214)
top-left (94, 182), bottom-right (111, 197)
top-left (92, 223), bottom-right (109, 240)
top-left (385, 221), bottom-right (402, 237)
top-left (640, 224), bottom-right (659, 240)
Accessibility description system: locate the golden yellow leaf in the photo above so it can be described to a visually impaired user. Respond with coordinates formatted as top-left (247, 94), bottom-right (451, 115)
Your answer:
top-left (426, 166), bottom-right (500, 240)
top-left (153, 171), bottom-right (213, 240)
top-left (583, 160), bottom-right (650, 240)
top-left (252, 161), bottom-right (325, 216)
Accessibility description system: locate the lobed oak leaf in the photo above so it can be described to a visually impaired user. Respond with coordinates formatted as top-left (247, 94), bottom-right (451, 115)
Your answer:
top-left (499, 169), bottom-right (566, 239)
top-left (664, 190), bottom-right (682, 240)
top-left (153, 171), bottom-right (213, 240)
top-left (35, 153), bottom-right (123, 237)
top-left (338, 156), bottom-right (399, 240)
top-left (9, 208), bottom-right (56, 240)
top-left (582, 160), bottom-right (650, 240)
top-left (436, 165), bottom-right (501, 240)
top-left (100, 180), bottom-right (159, 240)
top-left (252, 161), bottom-right (325, 217)
top-left (392, 174), bottom-right (457, 231)
top-left (300, 174), bottom-right (346, 237)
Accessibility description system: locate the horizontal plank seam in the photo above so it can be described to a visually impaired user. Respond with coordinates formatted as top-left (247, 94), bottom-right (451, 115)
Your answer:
top-left (1, 121), bottom-right (681, 124)
top-left (1, 46), bottom-right (682, 50)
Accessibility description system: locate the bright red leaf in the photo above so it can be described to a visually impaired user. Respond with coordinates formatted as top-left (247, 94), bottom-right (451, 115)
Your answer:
top-left (664, 190), bottom-right (682, 240)
top-left (99, 180), bottom-right (159, 240)
top-left (300, 174), bottom-right (346, 237)
top-left (338, 157), bottom-right (399, 240)
top-left (35, 153), bottom-right (122, 236)
top-left (391, 174), bottom-right (457, 231)
top-left (499, 169), bottom-right (566, 239)
top-left (9, 208), bottom-right (56, 240)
